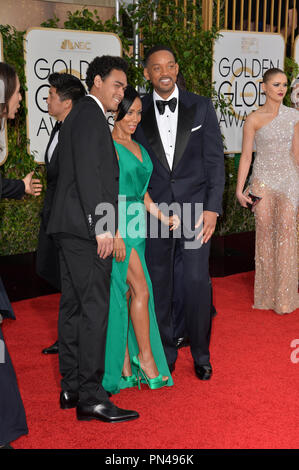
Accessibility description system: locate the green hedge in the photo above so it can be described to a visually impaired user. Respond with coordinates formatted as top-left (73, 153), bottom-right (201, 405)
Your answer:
top-left (0, 4), bottom-right (298, 256)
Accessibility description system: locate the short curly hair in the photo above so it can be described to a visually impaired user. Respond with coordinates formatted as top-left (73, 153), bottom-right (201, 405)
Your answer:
top-left (86, 55), bottom-right (128, 91)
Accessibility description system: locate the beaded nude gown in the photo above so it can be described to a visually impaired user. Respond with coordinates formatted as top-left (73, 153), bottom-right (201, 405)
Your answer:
top-left (250, 104), bottom-right (299, 314)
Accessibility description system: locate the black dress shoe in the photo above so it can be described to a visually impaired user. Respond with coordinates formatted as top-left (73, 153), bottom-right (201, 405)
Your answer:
top-left (0, 443), bottom-right (13, 449)
top-left (194, 364), bottom-right (212, 380)
top-left (42, 340), bottom-right (59, 355)
top-left (76, 400), bottom-right (139, 423)
top-left (60, 391), bottom-right (79, 409)
top-left (176, 337), bottom-right (190, 349)
top-left (168, 362), bottom-right (176, 373)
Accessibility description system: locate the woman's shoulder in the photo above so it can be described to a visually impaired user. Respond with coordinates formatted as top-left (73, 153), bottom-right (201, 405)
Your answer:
top-left (244, 109), bottom-right (262, 129)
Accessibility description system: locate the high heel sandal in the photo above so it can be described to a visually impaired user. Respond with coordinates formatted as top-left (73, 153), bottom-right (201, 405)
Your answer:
top-left (120, 374), bottom-right (138, 389)
top-left (132, 355), bottom-right (168, 390)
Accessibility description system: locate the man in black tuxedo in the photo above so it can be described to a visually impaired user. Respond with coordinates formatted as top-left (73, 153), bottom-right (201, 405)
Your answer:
top-left (47, 56), bottom-right (139, 423)
top-left (36, 73), bottom-right (86, 355)
top-left (134, 45), bottom-right (225, 380)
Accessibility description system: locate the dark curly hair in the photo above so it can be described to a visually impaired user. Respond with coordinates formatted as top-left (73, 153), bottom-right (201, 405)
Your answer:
top-left (48, 72), bottom-right (86, 104)
top-left (115, 85), bottom-right (140, 122)
top-left (86, 55), bottom-right (128, 91)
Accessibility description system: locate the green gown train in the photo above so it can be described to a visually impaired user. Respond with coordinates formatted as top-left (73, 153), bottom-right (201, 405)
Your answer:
top-left (102, 141), bottom-right (173, 394)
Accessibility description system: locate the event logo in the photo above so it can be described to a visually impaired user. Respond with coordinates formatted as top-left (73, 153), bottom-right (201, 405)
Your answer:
top-left (60, 39), bottom-right (91, 51)
top-left (25, 28), bottom-right (122, 161)
top-left (213, 31), bottom-right (284, 153)
top-left (217, 57), bottom-right (280, 129)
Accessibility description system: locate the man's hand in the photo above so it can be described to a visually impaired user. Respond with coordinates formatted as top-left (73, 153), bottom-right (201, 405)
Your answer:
top-left (195, 210), bottom-right (218, 244)
top-left (22, 171), bottom-right (42, 196)
top-left (96, 231), bottom-right (114, 259)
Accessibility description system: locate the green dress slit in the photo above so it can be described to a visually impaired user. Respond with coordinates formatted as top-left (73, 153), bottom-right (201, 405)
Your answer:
top-left (102, 141), bottom-right (173, 394)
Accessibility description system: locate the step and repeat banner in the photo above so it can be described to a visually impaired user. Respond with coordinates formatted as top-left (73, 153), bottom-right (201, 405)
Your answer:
top-left (24, 28), bottom-right (122, 162)
top-left (1, 28), bottom-right (298, 163)
top-left (213, 31), bottom-right (285, 154)
top-left (0, 33), bottom-right (8, 166)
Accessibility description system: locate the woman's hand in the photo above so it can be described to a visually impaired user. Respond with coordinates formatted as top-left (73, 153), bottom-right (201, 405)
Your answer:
top-left (160, 212), bottom-right (180, 230)
top-left (236, 188), bottom-right (252, 208)
top-left (168, 214), bottom-right (180, 231)
top-left (113, 232), bottom-right (126, 262)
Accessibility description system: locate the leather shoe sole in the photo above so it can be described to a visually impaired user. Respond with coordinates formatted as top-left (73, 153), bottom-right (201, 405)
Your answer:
top-left (60, 391), bottom-right (79, 409)
top-left (76, 401), bottom-right (139, 423)
top-left (194, 364), bottom-right (212, 381)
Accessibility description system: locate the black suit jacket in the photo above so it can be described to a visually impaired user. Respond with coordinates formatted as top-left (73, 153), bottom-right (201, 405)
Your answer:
top-left (41, 125), bottom-right (60, 229)
top-left (36, 125), bottom-right (61, 290)
top-left (47, 96), bottom-right (119, 240)
top-left (133, 89), bottom-right (225, 219)
top-left (0, 174), bottom-right (25, 200)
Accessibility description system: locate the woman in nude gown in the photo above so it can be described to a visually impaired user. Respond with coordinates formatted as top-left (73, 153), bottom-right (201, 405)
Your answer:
top-left (236, 68), bottom-right (299, 314)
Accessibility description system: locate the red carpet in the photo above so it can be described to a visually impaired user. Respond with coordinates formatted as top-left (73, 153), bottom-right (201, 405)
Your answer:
top-left (2, 271), bottom-right (299, 449)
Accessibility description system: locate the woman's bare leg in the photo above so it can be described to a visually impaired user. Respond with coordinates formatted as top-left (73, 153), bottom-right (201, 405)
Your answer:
top-left (126, 249), bottom-right (167, 380)
top-left (122, 290), bottom-right (133, 376)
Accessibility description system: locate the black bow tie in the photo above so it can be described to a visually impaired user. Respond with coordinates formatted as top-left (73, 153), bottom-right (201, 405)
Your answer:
top-left (53, 121), bottom-right (62, 133)
top-left (155, 97), bottom-right (177, 115)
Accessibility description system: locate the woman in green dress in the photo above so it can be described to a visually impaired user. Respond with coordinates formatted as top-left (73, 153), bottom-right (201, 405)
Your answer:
top-left (102, 86), bottom-right (177, 394)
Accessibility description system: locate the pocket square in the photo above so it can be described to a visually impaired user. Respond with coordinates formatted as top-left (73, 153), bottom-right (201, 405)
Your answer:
top-left (191, 125), bottom-right (202, 132)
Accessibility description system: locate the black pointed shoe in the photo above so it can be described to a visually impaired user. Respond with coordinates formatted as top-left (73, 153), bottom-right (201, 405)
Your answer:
top-left (42, 340), bottom-right (59, 355)
top-left (76, 400), bottom-right (139, 423)
top-left (60, 391), bottom-right (79, 409)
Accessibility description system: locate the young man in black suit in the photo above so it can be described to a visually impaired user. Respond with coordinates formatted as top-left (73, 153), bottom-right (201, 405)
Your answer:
top-left (47, 56), bottom-right (139, 423)
top-left (134, 45), bottom-right (225, 380)
top-left (36, 73), bottom-right (86, 355)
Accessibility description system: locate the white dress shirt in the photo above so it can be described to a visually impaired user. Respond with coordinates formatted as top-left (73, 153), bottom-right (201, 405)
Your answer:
top-left (153, 84), bottom-right (179, 170)
top-left (47, 128), bottom-right (59, 162)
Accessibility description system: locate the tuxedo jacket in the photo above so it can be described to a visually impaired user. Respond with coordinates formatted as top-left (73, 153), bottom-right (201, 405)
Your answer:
top-left (41, 126), bottom-right (60, 229)
top-left (134, 89), bottom-right (225, 218)
top-left (47, 96), bottom-right (119, 240)
top-left (36, 125), bottom-right (61, 290)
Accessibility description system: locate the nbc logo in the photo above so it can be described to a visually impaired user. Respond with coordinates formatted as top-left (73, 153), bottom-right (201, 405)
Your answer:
top-left (60, 40), bottom-right (91, 51)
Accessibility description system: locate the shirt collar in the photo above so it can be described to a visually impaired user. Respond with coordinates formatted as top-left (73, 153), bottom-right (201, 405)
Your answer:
top-left (153, 84), bottom-right (178, 104)
top-left (87, 93), bottom-right (105, 115)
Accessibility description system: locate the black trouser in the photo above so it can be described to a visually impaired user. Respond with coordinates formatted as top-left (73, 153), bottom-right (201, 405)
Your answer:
top-left (57, 236), bottom-right (112, 405)
top-left (0, 327), bottom-right (28, 446)
top-left (146, 234), bottom-right (212, 367)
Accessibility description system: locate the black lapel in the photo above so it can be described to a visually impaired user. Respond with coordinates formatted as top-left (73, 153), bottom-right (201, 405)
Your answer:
top-left (172, 97), bottom-right (197, 171)
top-left (141, 98), bottom-right (171, 173)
